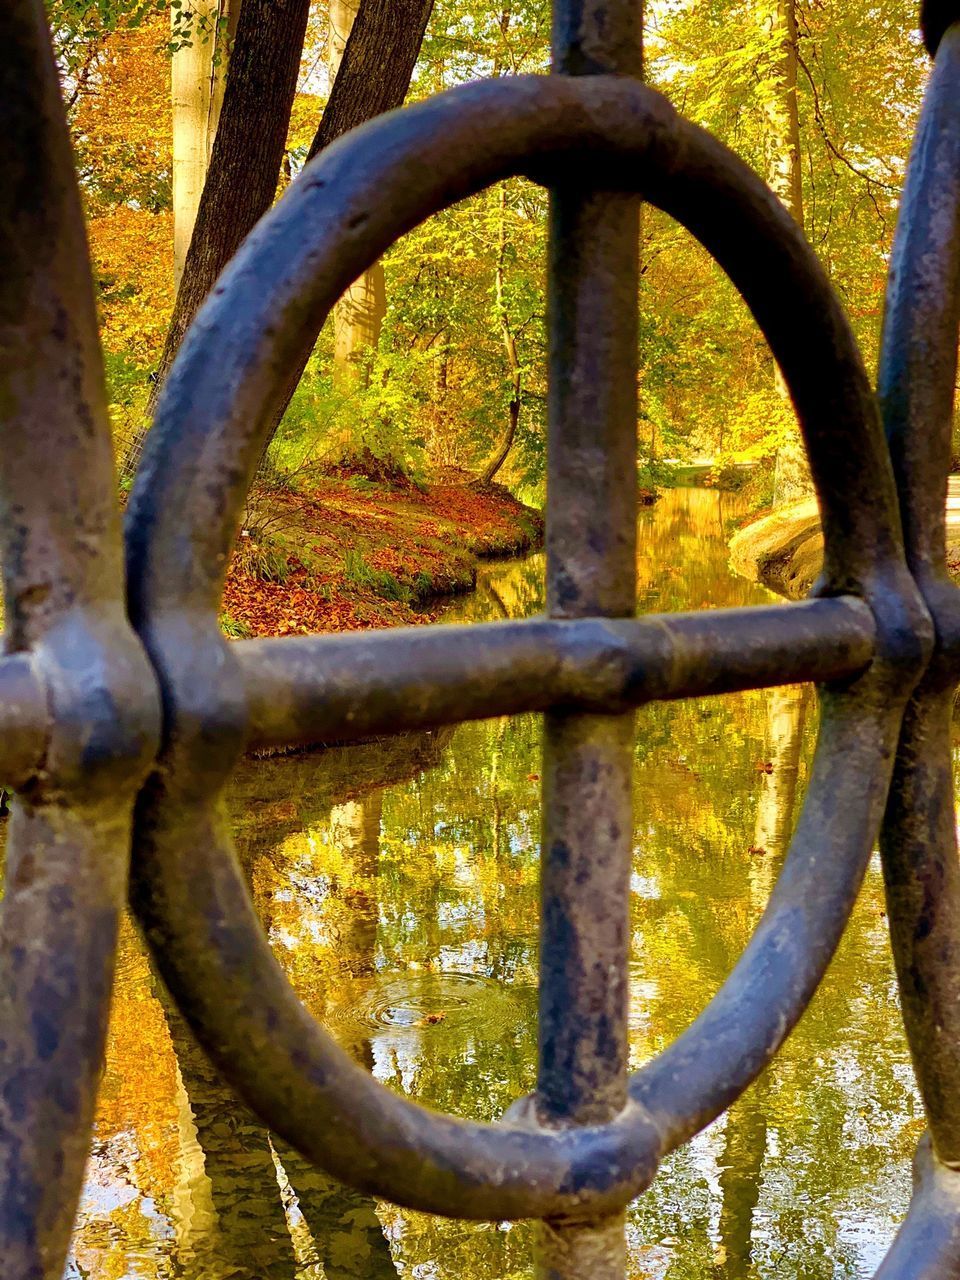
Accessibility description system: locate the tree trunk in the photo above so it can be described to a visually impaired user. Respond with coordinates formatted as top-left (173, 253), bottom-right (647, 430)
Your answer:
top-left (255, 0), bottom-right (435, 466)
top-left (761, 0), bottom-right (803, 228)
top-left (481, 185), bottom-right (521, 486)
top-left (328, 793), bottom-right (384, 979)
top-left (171, 0), bottom-right (238, 288)
top-left (306, 0), bottom-right (434, 164)
top-left (328, 0), bottom-right (387, 387)
top-left (129, 0), bottom-right (434, 481)
top-left (122, 0), bottom-right (310, 476)
top-left (714, 1088), bottom-right (769, 1278)
top-left (761, 0), bottom-right (811, 506)
top-left (168, 0), bottom-right (309, 366)
top-left (752, 683), bottom-right (809, 862)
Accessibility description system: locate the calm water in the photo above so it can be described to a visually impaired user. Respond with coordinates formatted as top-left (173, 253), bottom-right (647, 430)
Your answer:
top-left (66, 488), bottom-right (924, 1279)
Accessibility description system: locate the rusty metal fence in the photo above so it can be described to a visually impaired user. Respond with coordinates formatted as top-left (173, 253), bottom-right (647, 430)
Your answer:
top-left (2, 0), bottom-right (960, 1276)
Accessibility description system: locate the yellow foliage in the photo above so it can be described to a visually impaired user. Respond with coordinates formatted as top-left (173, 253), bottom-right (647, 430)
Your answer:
top-left (87, 206), bottom-right (174, 363)
top-left (71, 12), bottom-right (173, 376)
top-left (286, 90), bottom-right (323, 159)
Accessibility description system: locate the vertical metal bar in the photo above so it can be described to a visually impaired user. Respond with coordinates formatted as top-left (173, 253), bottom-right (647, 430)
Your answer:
top-left (537, 4), bottom-right (641, 1277)
top-left (0, 6), bottom-right (158, 1277)
top-left (877, 20), bottom-right (960, 1165)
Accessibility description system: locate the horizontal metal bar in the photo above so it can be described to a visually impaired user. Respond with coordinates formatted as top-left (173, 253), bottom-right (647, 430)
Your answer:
top-left (237, 597), bottom-right (875, 752)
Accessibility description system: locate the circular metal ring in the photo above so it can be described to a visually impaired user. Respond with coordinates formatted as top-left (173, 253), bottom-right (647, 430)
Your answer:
top-left (125, 74), bottom-right (927, 1221)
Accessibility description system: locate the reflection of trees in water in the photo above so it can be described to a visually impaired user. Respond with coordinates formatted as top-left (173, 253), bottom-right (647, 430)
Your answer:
top-left (634, 682), bottom-right (818, 1276)
top-left (704, 691), bottom-right (811, 1278)
top-left (213, 726), bottom-right (535, 1280)
top-left (481, 579), bottom-right (510, 620)
top-left (167, 1003), bottom-right (397, 1280)
top-left (637, 489), bottom-right (768, 615)
top-left (446, 551), bottom-right (545, 624)
top-left (714, 1083), bottom-right (769, 1279)
top-left (329, 793), bottom-right (384, 979)
top-left (752, 684), bottom-right (811, 864)
top-left (150, 736), bottom-right (453, 1279)
top-left (380, 713), bottom-right (542, 995)
top-left (229, 729), bottom-right (452, 862)
top-left (449, 491), bottom-right (766, 627)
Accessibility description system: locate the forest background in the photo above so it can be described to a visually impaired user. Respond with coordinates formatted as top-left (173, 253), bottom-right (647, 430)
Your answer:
top-left (48, 0), bottom-right (931, 630)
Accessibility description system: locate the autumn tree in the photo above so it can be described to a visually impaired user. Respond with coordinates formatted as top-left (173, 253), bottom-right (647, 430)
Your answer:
top-left (67, 10), bottom-right (175, 377)
top-left (480, 185), bottom-right (523, 485)
top-left (304, 0), bottom-right (436, 170)
top-left (760, 0), bottom-right (809, 504)
top-left (478, 8), bottom-right (529, 485)
top-left (65, 0), bottom-right (929, 500)
top-left (122, 0), bottom-right (435, 479)
top-left (45, 0), bottom-right (163, 78)
top-left (326, 0), bottom-right (387, 385)
top-left (266, 0), bottom-right (927, 493)
top-left (640, 0), bottom-right (924, 491)
top-left (271, 3), bottom-right (548, 487)
top-left (760, 0), bottom-right (803, 226)
top-left (115, 0), bottom-right (312, 481)
top-left (256, 0), bottom-right (436, 460)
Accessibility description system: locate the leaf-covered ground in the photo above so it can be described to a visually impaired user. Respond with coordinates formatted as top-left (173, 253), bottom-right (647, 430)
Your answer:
top-left (221, 475), bottom-right (543, 638)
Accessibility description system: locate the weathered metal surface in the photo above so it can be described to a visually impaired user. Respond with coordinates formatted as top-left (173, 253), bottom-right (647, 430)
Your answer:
top-left (0, 0), bottom-right (958, 1277)
top-left (538, 2), bottom-right (641, 1264)
top-left (0, 6), bottom-right (160, 1278)
top-left (237, 598), bottom-right (877, 751)
top-left (875, 19), bottom-right (960, 1273)
top-left (875, 1137), bottom-right (960, 1278)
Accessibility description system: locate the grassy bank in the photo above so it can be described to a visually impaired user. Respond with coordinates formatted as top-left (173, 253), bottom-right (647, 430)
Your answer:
top-left (222, 473), bottom-right (543, 638)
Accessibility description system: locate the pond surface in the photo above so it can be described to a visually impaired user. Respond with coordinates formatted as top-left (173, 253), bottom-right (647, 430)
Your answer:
top-left (67, 488), bottom-right (925, 1279)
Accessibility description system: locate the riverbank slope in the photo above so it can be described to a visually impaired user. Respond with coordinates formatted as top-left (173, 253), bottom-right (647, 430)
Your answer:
top-left (729, 480), bottom-right (960, 599)
top-left (222, 473), bottom-right (543, 638)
